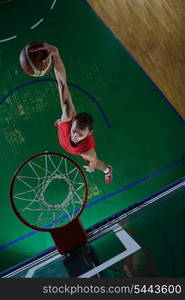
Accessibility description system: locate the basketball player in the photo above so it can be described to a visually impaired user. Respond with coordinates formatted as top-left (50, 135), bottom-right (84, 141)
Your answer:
top-left (30, 43), bottom-right (113, 183)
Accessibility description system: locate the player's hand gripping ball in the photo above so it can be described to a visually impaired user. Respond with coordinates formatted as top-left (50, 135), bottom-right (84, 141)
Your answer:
top-left (19, 41), bottom-right (52, 77)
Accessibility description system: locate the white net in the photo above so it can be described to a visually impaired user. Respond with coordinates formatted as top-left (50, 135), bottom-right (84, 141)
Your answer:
top-left (12, 153), bottom-right (87, 229)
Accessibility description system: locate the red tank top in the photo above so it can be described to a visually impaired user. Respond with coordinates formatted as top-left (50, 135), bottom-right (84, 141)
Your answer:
top-left (55, 120), bottom-right (96, 155)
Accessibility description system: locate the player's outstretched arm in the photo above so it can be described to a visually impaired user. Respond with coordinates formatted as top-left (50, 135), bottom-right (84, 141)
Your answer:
top-left (54, 68), bottom-right (76, 121)
top-left (81, 149), bottom-right (113, 184)
top-left (81, 149), bottom-right (98, 173)
top-left (30, 42), bottom-right (76, 120)
top-left (47, 44), bottom-right (76, 120)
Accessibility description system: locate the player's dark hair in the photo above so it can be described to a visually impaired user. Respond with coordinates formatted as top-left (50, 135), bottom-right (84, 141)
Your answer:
top-left (74, 112), bottom-right (94, 131)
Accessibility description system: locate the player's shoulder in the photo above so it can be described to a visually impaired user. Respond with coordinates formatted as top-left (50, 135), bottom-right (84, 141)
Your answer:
top-left (85, 133), bottom-right (96, 148)
top-left (60, 116), bottom-right (73, 123)
top-left (60, 112), bottom-right (77, 123)
top-left (87, 132), bottom-right (95, 141)
top-left (55, 116), bottom-right (73, 125)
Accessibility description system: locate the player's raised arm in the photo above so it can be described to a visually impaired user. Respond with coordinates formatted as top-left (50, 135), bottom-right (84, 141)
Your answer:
top-left (48, 46), bottom-right (67, 83)
top-left (49, 45), bottom-right (76, 120)
top-left (54, 68), bottom-right (76, 121)
top-left (30, 43), bottom-right (76, 120)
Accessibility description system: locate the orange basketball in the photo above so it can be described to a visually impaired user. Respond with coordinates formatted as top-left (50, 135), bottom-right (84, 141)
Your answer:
top-left (19, 42), bottom-right (52, 77)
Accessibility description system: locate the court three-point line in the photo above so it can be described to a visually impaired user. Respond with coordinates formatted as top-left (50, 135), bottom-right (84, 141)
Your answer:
top-left (0, 35), bottom-right (17, 43)
top-left (30, 18), bottom-right (44, 30)
top-left (50, 0), bottom-right (57, 10)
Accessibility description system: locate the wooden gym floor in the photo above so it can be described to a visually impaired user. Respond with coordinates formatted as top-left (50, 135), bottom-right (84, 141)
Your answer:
top-left (88, 0), bottom-right (185, 120)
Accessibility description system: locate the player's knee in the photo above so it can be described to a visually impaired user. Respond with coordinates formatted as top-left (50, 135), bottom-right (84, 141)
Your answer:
top-left (95, 159), bottom-right (102, 168)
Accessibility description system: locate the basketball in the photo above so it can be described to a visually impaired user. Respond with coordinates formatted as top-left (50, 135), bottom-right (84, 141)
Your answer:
top-left (19, 42), bottom-right (52, 77)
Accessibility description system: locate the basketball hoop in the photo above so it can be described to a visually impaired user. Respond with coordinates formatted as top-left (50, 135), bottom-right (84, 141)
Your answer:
top-left (10, 152), bottom-right (88, 254)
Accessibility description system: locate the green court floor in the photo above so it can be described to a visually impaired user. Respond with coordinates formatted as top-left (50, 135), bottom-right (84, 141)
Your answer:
top-left (0, 0), bottom-right (185, 272)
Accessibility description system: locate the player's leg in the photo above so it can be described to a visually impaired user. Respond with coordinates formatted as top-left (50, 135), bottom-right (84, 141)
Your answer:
top-left (95, 159), bottom-right (113, 184)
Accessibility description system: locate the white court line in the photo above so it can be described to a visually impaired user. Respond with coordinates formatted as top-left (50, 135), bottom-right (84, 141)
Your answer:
top-left (24, 227), bottom-right (141, 278)
top-left (30, 18), bottom-right (44, 30)
top-left (50, 0), bottom-right (57, 10)
top-left (78, 227), bottom-right (141, 278)
top-left (3, 249), bottom-right (58, 278)
top-left (25, 253), bottom-right (61, 278)
top-left (0, 35), bottom-right (16, 43)
top-left (1, 1), bottom-right (56, 43)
